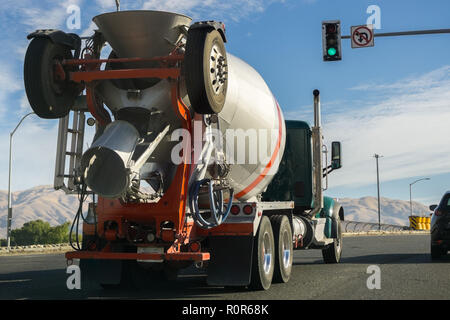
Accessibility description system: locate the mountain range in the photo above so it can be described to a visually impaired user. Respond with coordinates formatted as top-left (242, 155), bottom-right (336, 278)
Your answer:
top-left (0, 185), bottom-right (432, 237)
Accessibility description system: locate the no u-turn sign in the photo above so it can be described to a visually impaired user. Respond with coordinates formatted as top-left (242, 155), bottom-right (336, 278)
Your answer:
top-left (351, 25), bottom-right (374, 48)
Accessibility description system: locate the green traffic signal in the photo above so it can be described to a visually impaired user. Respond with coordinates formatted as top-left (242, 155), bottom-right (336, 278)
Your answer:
top-left (322, 20), bottom-right (342, 61)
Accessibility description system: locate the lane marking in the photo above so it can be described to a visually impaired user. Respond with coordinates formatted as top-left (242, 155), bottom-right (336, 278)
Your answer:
top-left (0, 279), bottom-right (32, 284)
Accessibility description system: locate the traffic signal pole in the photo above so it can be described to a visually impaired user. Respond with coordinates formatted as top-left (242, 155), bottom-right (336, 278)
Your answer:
top-left (341, 28), bottom-right (450, 39)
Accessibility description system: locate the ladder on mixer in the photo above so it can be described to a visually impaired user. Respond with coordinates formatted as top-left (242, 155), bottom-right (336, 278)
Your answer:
top-left (54, 109), bottom-right (86, 194)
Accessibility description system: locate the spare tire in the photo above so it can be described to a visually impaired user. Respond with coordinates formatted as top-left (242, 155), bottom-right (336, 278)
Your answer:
top-left (185, 28), bottom-right (228, 114)
top-left (24, 38), bottom-right (79, 119)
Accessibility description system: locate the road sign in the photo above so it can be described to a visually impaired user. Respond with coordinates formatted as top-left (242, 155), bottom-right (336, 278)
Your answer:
top-left (351, 25), bottom-right (374, 48)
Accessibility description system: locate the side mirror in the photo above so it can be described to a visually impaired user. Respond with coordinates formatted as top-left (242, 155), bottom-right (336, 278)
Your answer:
top-left (429, 204), bottom-right (437, 211)
top-left (331, 141), bottom-right (342, 169)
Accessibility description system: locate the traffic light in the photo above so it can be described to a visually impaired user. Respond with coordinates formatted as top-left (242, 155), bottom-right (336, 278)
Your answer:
top-left (322, 20), bottom-right (342, 61)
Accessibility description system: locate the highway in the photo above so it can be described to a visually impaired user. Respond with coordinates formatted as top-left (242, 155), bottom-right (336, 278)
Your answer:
top-left (0, 234), bottom-right (448, 300)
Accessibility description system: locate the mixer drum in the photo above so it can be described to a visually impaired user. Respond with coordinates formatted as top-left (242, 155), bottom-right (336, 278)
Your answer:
top-left (84, 11), bottom-right (285, 200)
top-left (214, 54), bottom-right (286, 201)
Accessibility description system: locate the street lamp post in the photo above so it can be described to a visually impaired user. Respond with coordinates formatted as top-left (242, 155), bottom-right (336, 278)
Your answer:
top-left (374, 154), bottom-right (383, 231)
top-left (6, 112), bottom-right (35, 251)
top-left (409, 178), bottom-right (430, 217)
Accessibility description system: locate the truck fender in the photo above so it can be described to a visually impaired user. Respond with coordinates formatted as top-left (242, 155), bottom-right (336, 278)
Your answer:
top-left (189, 21), bottom-right (227, 43)
top-left (27, 29), bottom-right (81, 58)
top-left (330, 202), bottom-right (344, 238)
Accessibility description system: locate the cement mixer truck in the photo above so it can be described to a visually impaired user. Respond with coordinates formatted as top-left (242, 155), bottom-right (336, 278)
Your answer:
top-left (23, 10), bottom-right (344, 290)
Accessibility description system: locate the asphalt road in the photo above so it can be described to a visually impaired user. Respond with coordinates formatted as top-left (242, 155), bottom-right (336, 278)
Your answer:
top-left (0, 234), bottom-right (448, 300)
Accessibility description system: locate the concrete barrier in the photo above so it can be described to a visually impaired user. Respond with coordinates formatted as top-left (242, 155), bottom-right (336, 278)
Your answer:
top-left (0, 229), bottom-right (431, 255)
top-left (343, 230), bottom-right (429, 237)
top-left (0, 243), bottom-right (72, 256)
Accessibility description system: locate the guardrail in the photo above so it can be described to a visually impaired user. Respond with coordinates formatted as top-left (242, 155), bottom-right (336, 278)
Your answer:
top-left (342, 220), bottom-right (410, 233)
top-left (0, 220), bottom-right (422, 254)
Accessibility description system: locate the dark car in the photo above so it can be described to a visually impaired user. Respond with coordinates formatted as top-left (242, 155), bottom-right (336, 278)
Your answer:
top-left (429, 191), bottom-right (450, 260)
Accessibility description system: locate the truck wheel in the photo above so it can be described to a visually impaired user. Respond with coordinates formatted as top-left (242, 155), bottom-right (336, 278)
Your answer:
top-left (431, 245), bottom-right (445, 260)
top-left (185, 28), bottom-right (228, 114)
top-left (322, 218), bottom-right (343, 264)
top-left (24, 38), bottom-right (79, 119)
top-left (250, 216), bottom-right (275, 290)
top-left (270, 215), bottom-right (293, 283)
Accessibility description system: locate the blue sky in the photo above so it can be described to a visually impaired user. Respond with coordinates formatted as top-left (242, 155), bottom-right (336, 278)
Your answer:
top-left (0, 0), bottom-right (449, 207)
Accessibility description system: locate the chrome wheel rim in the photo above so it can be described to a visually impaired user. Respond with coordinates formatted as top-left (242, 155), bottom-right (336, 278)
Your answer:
top-left (209, 43), bottom-right (227, 95)
top-left (262, 231), bottom-right (272, 274)
top-left (281, 229), bottom-right (291, 268)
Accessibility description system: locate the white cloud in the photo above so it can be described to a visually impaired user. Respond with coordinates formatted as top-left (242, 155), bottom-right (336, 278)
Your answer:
top-left (0, 66), bottom-right (23, 119)
top-left (19, 0), bottom-right (83, 30)
top-left (0, 118), bottom-right (59, 191)
top-left (140, 0), bottom-right (285, 21)
top-left (0, 115), bottom-right (96, 191)
top-left (95, 0), bottom-right (117, 9)
top-left (318, 65), bottom-right (450, 188)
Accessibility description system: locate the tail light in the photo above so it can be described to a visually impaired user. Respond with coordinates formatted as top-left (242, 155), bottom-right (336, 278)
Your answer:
top-left (435, 209), bottom-right (443, 216)
top-left (231, 205), bottom-right (240, 215)
top-left (243, 205), bottom-right (253, 215)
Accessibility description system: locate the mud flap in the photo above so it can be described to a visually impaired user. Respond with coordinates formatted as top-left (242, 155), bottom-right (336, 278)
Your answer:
top-left (207, 236), bottom-right (253, 287)
top-left (79, 259), bottom-right (123, 285)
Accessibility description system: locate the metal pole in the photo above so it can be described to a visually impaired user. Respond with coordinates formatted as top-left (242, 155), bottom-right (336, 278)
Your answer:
top-left (409, 183), bottom-right (412, 217)
top-left (408, 178), bottom-right (430, 218)
top-left (7, 134), bottom-right (13, 250)
top-left (312, 90), bottom-right (323, 212)
top-left (342, 28), bottom-right (450, 39)
top-left (374, 154), bottom-right (382, 231)
top-left (6, 112), bottom-right (35, 251)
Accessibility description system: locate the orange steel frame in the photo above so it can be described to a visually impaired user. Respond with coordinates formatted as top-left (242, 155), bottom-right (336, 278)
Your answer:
top-left (62, 54), bottom-right (253, 263)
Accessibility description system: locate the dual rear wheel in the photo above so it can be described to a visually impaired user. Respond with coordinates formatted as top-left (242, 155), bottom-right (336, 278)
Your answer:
top-left (250, 215), bottom-right (293, 290)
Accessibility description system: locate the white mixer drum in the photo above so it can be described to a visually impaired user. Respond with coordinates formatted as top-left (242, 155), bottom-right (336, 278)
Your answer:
top-left (84, 10), bottom-right (285, 201)
top-left (216, 54), bottom-right (286, 201)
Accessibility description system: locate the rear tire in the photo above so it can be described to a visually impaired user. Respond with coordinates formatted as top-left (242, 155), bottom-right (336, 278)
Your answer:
top-left (431, 245), bottom-right (445, 260)
top-left (185, 28), bottom-right (228, 114)
top-left (322, 218), bottom-right (343, 264)
top-left (249, 216), bottom-right (275, 290)
top-left (270, 215), bottom-right (293, 283)
top-left (24, 38), bottom-right (79, 119)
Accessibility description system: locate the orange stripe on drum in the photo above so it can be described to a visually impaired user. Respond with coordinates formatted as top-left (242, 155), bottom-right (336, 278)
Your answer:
top-left (235, 101), bottom-right (283, 199)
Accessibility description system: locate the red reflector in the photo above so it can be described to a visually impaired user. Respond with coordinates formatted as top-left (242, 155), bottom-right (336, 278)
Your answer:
top-left (243, 205), bottom-right (253, 215)
top-left (231, 205), bottom-right (240, 215)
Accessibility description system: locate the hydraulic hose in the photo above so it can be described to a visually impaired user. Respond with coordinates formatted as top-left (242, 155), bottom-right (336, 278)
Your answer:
top-left (189, 179), bottom-right (233, 229)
